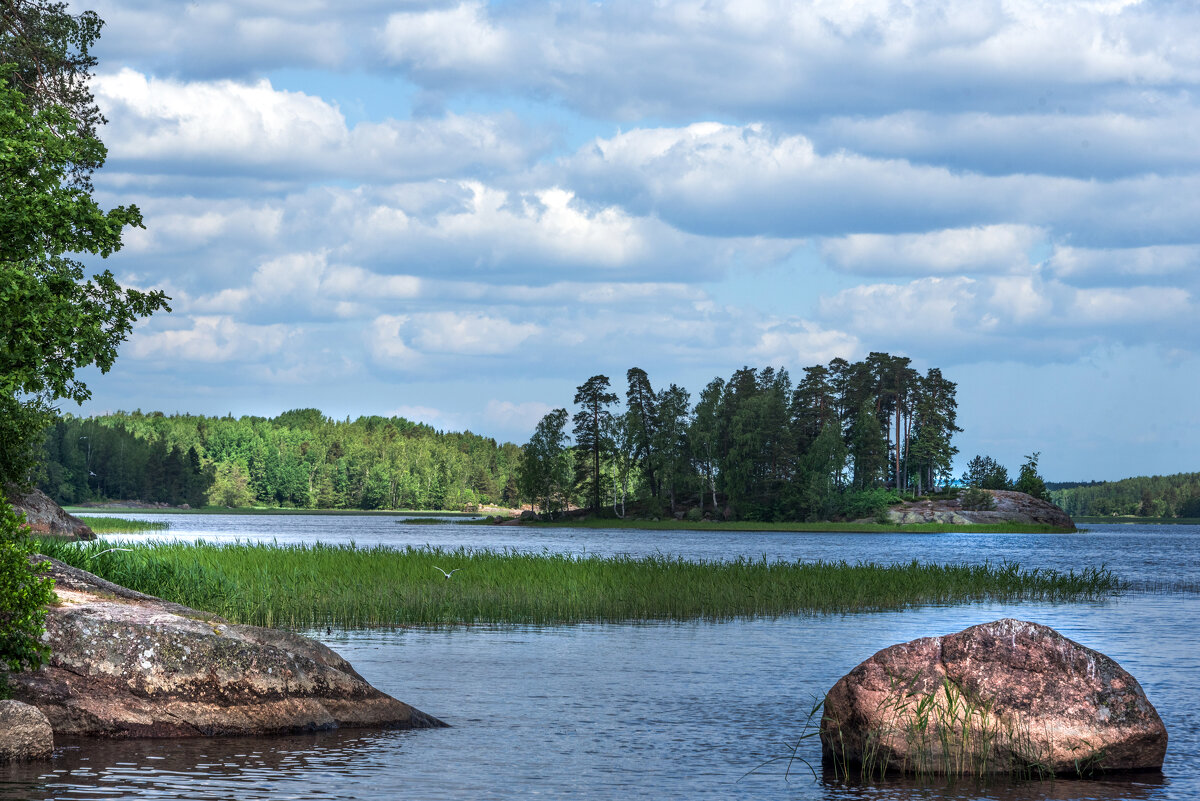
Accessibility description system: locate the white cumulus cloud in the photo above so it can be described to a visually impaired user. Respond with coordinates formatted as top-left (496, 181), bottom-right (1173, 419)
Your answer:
top-left (821, 225), bottom-right (1044, 276)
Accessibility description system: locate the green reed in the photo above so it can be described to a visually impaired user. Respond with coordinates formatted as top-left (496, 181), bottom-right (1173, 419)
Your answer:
top-left (76, 516), bottom-right (170, 534)
top-left (819, 675), bottom-right (1106, 782)
top-left (33, 539), bottom-right (1124, 629)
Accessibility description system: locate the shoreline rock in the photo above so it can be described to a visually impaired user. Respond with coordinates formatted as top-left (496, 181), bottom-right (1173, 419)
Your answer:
top-left (821, 619), bottom-right (1167, 777)
top-left (9, 558), bottom-right (446, 738)
top-left (7, 487), bottom-right (96, 540)
top-left (0, 701), bottom-right (54, 761)
top-left (883, 490), bottom-right (1075, 530)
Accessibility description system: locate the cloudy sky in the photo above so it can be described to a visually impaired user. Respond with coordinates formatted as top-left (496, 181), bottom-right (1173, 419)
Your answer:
top-left (75, 0), bottom-right (1198, 481)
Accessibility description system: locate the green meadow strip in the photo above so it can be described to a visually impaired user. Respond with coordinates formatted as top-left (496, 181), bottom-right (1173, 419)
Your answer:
top-left (33, 539), bottom-right (1123, 629)
top-left (75, 516), bottom-right (170, 534)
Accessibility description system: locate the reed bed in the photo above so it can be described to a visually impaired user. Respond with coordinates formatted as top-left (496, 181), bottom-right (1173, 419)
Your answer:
top-left (34, 539), bottom-right (1123, 629)
top-left (75, 516), bottom-right (170, 534)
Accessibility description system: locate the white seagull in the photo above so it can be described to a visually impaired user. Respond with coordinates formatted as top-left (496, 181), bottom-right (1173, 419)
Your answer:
top-left (89, 547), bottom-right (134, 559)
top-left (432, 566), bottom-right (462, 579)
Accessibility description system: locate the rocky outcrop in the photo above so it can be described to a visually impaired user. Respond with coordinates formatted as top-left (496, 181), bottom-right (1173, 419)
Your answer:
top-left (0, 700), bottom-right (54, 761)
top-left (7, 486), bottom-right (96, 540)
top-left (885, 490), bottom-right (1075, 530)
top-left (9, 558), bottom-right (446, 737)
top-left (821, 619), bottom-right (1167, 776)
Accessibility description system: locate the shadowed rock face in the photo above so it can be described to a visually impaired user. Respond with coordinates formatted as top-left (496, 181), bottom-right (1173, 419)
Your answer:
top-left (885, 490), bottom-right (1075, 530)
top-left (821, 619), bottom-right (1166, 776)
top-left (9, 559), bottom-right (446, 737)
top-left (0, 701), bottom-right (54, 761)
top-left (8, 487), bottom-right (95, 540)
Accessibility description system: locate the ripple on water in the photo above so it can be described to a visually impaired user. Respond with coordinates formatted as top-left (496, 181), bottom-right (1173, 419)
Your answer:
top-left (2, 592), bottom-right (1196, 801)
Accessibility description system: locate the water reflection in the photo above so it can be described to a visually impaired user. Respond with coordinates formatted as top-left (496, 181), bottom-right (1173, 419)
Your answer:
top-left (819, 772), bottom-right (1168, 801)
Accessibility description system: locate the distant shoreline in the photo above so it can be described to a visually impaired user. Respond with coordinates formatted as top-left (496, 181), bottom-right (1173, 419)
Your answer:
top-left (62, 506), bottom-right (1093, 532)
top-left (515, 518), bottom-right (1076, 534)
top-left (1072, 515), bottom-right (1200, 526)
top-left (64, 505), bottom-right (483, 518)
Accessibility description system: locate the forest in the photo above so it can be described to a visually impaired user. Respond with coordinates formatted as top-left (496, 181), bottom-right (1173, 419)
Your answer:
top-left (521, 352), bottom-right (961, 521)
top-left (39, 411), bottom-right (520, 511)
top-left (36, 353), bottom-right (962, 520)
top-left (1049, 473), bottom-right (1200, 518)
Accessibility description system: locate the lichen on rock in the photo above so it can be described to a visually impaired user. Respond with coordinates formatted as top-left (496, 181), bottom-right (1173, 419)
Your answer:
top-left (0, 700), bottom-right (54, 761)
top-left (820, 619), bottom-right (1167, 778)
top-left (9, 558), bottom-right (446, 737)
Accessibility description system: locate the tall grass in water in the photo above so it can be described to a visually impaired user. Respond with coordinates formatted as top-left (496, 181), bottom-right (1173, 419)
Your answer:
top-left (35, 538), bottom-right (1123, 629)
top-left (756, 688), bottom-right (1106, 786)
top-left (819, 676), bottom-right (1107, 782)
top-left (76, 516), bottom-right (169, 534)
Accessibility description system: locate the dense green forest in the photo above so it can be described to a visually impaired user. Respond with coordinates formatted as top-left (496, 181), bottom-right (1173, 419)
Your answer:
top-left (37, 353), bottom-right (963, 519)
top-left (520, 353), bottom-right (962, 521)
top-left (1049, 473), bottom-right (1200, 518)
top-left (39, 411), bottom-right (520, 510)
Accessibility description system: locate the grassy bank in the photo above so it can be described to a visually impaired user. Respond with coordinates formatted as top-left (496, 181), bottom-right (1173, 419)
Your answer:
top-left (35, 539), bottom-right (1122, 629)
top-left (76, 516), bottom-right (169, 534)
top-left (522, 518), bottom-right (1074, 534)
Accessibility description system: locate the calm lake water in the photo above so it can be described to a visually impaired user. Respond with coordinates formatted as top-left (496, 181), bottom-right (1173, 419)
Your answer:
top-left (3, 516), bottom-right (1197, 800)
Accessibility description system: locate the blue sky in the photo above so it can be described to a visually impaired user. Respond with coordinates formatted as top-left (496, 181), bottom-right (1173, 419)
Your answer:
top-left (73, 0), bottom-right (1198, 481)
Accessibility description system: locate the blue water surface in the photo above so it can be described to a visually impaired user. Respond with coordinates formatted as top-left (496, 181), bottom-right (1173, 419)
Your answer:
top-left (2, 517), bottom-right (1196, 800)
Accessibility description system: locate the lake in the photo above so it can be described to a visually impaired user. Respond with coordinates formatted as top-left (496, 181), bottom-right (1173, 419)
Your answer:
top-left (2, 516), bottom-right (1197, 800)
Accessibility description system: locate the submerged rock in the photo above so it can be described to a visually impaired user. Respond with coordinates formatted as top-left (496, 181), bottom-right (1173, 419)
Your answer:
top-left (821, 619), bottom-right (1166, 777)
top-left (883, 490), bottom-right (1075, 530)
top-left (9, 558), bottom-right (446, 737)
top-left (7, 487), bottom-right (95, 540)
top-left (0, 700), bottom-right (54, 761)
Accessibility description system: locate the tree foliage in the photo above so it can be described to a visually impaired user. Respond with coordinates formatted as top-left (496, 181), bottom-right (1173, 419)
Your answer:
top-left (1, 3), bottom-right (169, 488)
top-left (1013, 452), bottom-right (1050, 501)
top-left (37, 356), bottom-right (971, 523)
top-left (572, 375), bottom-right (617, 513)
top-left (518, 409), bottom-right (571, 514)
top-left (1049, 472), bottom-right (1200, 518)
top-left (557, 354), bottom-right (963, 521)
top-left (1, 0), bottom-right (165, 694)
top-left (40, 410), bottom-right (523, 511)
top-left (962, 454), bottom-right (1011, 490)
top-left (0, 503), bottom-right (55, 696)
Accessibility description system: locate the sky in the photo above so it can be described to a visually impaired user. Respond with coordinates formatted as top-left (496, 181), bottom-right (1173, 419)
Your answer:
top-left (71, 0), bottom-right (1198, 482)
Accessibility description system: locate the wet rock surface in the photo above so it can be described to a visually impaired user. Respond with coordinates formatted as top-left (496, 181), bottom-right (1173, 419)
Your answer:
top-left (0, 700), bottom-right (55, 761)
top-left (821, 619), bottom-right (1167, 776)
top-left (9, 559), bottom-right (446, 738)
top-left (7, 487), bottom-right (95, 540)
top-left (884, 490), bottom-right (1075, 529)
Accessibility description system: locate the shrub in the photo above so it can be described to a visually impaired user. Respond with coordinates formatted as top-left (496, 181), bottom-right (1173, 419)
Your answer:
top-left (839, 488), bottom-right (902, 520)
top-left (0, 504), bottom-right (57, 697)
top-left (960, 487), bottom-right (997, 511)
top-left (685, 507), bottom-right (703, 522)
top-left (644, 498), bottom-right (665, 519)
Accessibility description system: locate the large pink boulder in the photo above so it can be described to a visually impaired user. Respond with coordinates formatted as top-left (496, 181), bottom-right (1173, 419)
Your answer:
top-left (10, 558), bottom-right (445, 737)
top-left (821, 619), bottom-right (1167, 777)
top-left (7, 486), bottom-right (95, 540)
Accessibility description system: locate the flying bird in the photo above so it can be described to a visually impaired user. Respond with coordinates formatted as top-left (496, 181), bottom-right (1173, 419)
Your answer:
top-left (89, 547), bottom-right (134, 559)
top-left (433, 566), bottom-right (462, 579)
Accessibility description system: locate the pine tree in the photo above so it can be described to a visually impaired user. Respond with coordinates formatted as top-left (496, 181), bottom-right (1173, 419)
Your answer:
top-left (573, 376), bottom-right (618, 513)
